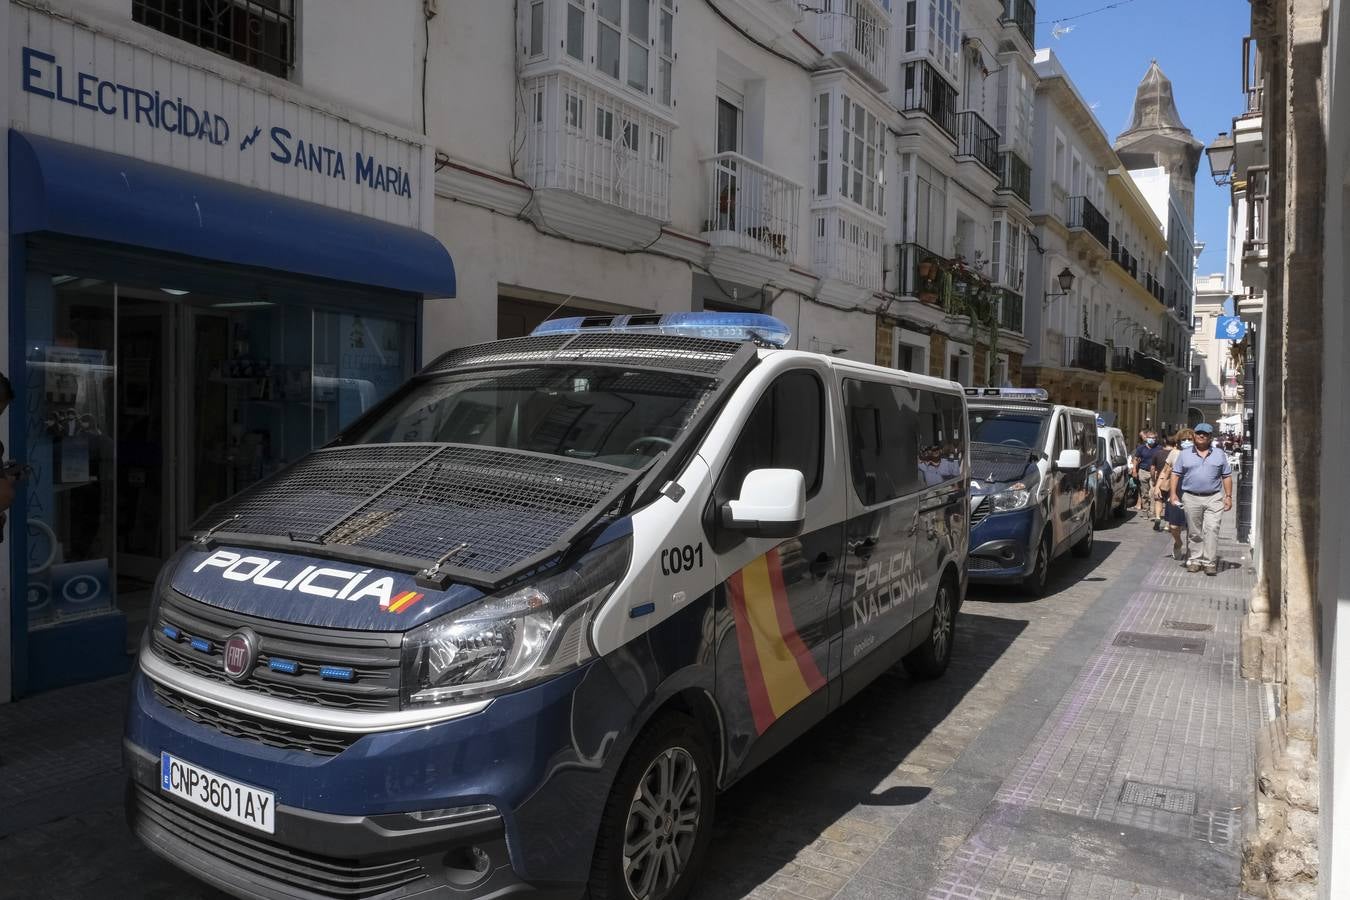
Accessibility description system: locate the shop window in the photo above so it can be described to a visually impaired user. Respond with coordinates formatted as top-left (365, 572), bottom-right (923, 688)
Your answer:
top-left (133, 0), bottom-right (295, 79)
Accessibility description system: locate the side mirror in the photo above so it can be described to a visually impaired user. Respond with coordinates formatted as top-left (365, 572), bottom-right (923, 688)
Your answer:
top-left (1055, 448), bottom-right (1082, 471)
top-left (722, 468), bottom-right (806, 539)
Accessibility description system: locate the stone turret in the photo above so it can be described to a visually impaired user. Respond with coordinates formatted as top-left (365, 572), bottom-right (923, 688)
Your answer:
top-left (1114, 60), bottom-right (1204, 224)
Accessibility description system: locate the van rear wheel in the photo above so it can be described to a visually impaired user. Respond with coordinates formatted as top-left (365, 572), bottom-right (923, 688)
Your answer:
top-left (588, 714), bottom-right (715, 900)
top-left (902, 578), bottom-right (956, 680)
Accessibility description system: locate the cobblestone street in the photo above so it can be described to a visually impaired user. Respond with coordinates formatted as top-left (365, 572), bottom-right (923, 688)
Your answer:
top-left (0, 511), bottom-right (1261, 899)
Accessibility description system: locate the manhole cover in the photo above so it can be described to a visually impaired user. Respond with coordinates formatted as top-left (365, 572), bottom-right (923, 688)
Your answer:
top-left (1119, 780), bottom-right (1198, 815)
top-left (1113, 631), bottom-right (1206, 654)
top-left (1162, 620), bottom-right (1214, 632)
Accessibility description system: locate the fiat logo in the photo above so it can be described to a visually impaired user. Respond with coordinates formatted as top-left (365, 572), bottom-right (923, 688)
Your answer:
top-left (222, 630), bottom-right (258, 681)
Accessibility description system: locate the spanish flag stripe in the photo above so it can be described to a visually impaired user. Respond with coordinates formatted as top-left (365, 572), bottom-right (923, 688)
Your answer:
top-left (727, 571), bottom-right (777, 735)
top-left (738, 554), bottom-right (814, 720)
top-left (764, 550), bottom-right (826, 692)
top-left (388, 591), bottom-right (418, 613)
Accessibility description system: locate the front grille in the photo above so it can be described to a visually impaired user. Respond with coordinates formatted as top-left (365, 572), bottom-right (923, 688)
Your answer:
top-left (152, 683), bottom-right (358, 755)
top-left (133, 785), bottom-right (427, 898)
top-left (967, 556), bottom-right (1004, 571)
top-left (152, 590), bottom-right (402, 711)
top-left (969, 504), bottom-right (990, 527)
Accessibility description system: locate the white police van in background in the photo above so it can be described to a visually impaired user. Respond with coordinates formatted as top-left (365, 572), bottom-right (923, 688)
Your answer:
top-left (124, 312), bottom-right (969, 900)
top-left (963, 388), bottom-right (1097, 596)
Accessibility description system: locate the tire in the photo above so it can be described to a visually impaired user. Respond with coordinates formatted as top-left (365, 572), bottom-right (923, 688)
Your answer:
top-left (1071, 512), bottom-right (1094, 558)
top-left (903, 576), bottom-right (957, 680)
top-left (1021, 530), bottom-right (1052, 597)
top-left (1112, 488), bottom-right (1126, 518)
top-left (588, 714), bottom-right (716, 900)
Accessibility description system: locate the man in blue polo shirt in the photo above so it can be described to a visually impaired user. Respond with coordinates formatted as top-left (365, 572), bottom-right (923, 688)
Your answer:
top-left (1168, 423), bottom-right (1234, 576)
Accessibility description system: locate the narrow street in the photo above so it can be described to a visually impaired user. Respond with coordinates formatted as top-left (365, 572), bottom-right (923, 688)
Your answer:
top-left (0, 510), bottom-right (1261, 900)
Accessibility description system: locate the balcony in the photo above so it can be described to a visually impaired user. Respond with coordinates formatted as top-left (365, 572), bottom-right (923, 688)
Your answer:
top-left (999, 0), bottom-right (1036, 48)
top-left (816, 0), bottom-right (889, 92)
top-left (814, 206), bottom-right (884, 290)
top-left (996, 151), bottom-right (1031, 205)
top-left (1131, 355), bottom-right (1166, 383)
top-left (896, 242), bottom-right (947, 304)
top-left (1111, 347), bottom-right (1134, 372)
top-left (1063, 337), bottom-right (1107, 372)
top-left (954, 110), bottom-right (1000, 175)
top-left (700, 152), bottom-right (802, 263)
top-left (1066, 196), bottom-right (1110, 251)
top-left (996, 288), bottom-right (1024, 334)
top-left (1243, 36), bottom-right (1264, 116)
top-left (1242, 165), bottom-right (1269, 271)
top-left (522, 72), bottom-right (673, 241)
top-left (901, 60), bottom-right (958, 142)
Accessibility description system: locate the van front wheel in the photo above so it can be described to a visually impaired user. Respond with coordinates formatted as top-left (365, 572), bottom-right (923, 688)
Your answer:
top-left (589, 714), bottom-right (715, 900)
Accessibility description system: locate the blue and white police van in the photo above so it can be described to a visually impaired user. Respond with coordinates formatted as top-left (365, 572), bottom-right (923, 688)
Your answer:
top-left (963, 388), bottom-right (1097, 596)
top-left (124, 313), bottom-right (969, 900)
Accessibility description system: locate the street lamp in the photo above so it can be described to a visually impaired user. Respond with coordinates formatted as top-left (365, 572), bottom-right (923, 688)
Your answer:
top-left (1042, 266), bottom-right (1075, 308)
top-left (1205, 132), bottom-right (1235, 186)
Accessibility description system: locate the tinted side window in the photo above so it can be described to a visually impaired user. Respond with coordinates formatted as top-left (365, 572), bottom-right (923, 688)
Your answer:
top-left (846, 378), bottom-right (929, 505)
top-left (1072, 416), bottom-right (1097, 462)
top-left (917, 391), bottom-right (966, 487)
top-left (719, 370), bottom-right (825, 501)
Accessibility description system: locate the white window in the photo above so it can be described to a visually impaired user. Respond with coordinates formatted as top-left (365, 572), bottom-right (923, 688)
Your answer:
top-left (839, 95), bottom-right (885, 215)
top-left (929, 0), bottom-right (961, 79)
top-left (911, 156), bottom-right (946, 251)
top-left (894, 327), bottom-right (930, 375)
top-left (534, 0), bottom-right (672, 108)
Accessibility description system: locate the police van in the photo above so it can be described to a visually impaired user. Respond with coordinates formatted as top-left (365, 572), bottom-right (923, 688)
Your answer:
top-left (124, 313), bottom-right (969, 900)
top-left (963, 388), bottom-right (1097, 596)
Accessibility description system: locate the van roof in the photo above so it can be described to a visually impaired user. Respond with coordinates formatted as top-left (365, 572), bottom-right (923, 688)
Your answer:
top-left (762, 349), bottom-right (965, 395)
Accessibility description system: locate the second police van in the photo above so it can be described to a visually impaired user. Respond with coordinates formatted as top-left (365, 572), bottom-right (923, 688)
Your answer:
top-left (124, 313), bottom-right (969, 900)
top-left (964, 388), bottom-right (1098, 596)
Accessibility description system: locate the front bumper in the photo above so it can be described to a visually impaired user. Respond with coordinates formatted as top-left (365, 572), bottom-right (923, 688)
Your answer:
top-left (967, 506), bottom-right (1040, 582)
top-left (124, 655), bottom-right (636, 897)
top-left (126, 741), bottom-right (562, 899)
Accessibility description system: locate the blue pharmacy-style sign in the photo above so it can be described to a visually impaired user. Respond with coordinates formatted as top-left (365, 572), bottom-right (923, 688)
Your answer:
top-left (1215, 317), bottom-right (1248, 341)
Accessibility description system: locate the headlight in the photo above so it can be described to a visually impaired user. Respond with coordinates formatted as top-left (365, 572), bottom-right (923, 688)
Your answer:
top-left (401, 536), bottom-right (631, 707)
top-left (987, 482), bottom-right (1034, 513)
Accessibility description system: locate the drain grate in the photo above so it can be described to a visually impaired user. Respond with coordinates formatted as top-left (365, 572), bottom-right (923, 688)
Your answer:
top-left (1112, 631), bottom-right (1206, 654)
top-left (1162, 620), bottom-right (1214, 632)
top-left (1119, 780), bottom-right (1198, 815)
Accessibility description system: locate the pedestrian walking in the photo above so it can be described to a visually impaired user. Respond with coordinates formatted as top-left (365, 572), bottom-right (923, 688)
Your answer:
top-left (1149, 434), bottom-right (1175, 530)
top-left (1168, 423), bottom-right (1234, 576)
top-left (1131, 430), bottom-right (1160, 519)
top-left (1160, 429), bottom-right (1194, 559)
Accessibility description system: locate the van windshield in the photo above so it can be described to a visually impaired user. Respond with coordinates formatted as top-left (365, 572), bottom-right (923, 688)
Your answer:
top-left (967, 409), bottom-right (1047, 450)
top-left (340, 366), bottom-right (716, 470)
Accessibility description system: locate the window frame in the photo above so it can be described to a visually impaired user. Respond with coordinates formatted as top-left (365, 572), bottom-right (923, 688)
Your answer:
top-left (715, 369), bottom-right (828, 509)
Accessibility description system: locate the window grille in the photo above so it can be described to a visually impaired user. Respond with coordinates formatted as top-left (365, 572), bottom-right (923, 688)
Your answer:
top-left (133, 0), bottom-right (295, 78)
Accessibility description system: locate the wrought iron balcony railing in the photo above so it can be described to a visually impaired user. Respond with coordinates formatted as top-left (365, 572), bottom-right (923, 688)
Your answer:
top-left (997, 151), bottom-right (1031, 204)
top-left (901, 60), bottom-right (958, 142)
top-left (999, 0), bottom-right (1036, 47)
top-left (1244, 165), bottom-right (1269, 258)
top-left (1132, 354), bottom-right (1167, 383)
top-left (700, 152), bottom-right (802, 261)
top-left (1064, 337), bottom-right (1107, 373)
top-left (996, 288), bottom-right (1024, 334)
top-left (954, 110), bottom-right (1000, 174)
top-left (1066, 195), bottom-right (1110, 249)
top-left (1243, 36), bottom-right (1264, 115)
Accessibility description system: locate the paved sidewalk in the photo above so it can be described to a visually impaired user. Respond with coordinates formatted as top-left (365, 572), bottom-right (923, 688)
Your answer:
top-left (0, 512), bottom-right (1261, 899)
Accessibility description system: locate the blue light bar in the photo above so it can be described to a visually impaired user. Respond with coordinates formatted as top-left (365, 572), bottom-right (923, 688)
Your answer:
top-left (162, 625), bottom-right (180, 641)
top-left (269, 658), bottom-right (300, 675)
top-left (189, 637), bottom-right (211, 653)
top-left (532, 312), bottom-right (792, 347)
top-left (320, 665), bottom-right (355, 682)
top-left (964, 387), bottom-right (1049, 401)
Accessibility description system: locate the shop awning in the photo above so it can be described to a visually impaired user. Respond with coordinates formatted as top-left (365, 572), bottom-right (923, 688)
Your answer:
top-left (8, 130), bottom-right (455, 297)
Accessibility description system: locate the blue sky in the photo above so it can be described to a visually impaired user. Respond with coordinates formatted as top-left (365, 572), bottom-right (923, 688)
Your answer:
top-left (1034, 0), bottom-right (1250, 277)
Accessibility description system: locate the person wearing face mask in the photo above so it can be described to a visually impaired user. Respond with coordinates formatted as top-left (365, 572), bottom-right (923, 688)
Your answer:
top-left (1130, 431), bottom-right (1160, 519)
top-left (1159, 429), bottom-right (1194, 559)
top-left (1169, 423), bottom-right (1234, 576)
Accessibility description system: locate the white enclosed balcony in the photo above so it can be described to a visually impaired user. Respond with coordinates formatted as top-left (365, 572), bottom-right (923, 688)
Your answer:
top-left (521, 71), bottom-right (673, 243)
top-left (700, 153), bottom-right (802, 262)
top-left (813, 206), bottom-right (884, 291)
top-left (815, 0), bottom-right (889, 93)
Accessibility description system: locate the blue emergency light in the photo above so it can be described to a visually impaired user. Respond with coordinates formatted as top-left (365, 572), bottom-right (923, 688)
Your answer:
top-left (532, 312), bottom-right (792, 348)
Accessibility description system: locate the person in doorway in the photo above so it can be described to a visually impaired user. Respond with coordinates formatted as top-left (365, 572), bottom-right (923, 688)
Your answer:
top-left (1159, 429), bottom-right (1194, 559)
top-left (1131, 430), bottom-right (1160, 519)
top-left (1169, 423), bottom-right (1234, 576)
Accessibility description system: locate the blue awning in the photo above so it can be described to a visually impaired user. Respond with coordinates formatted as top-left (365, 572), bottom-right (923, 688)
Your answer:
top-left (8, 130), bottom-right (455, 297)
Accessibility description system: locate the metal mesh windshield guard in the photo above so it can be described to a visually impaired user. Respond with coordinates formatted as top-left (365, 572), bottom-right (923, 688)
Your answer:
top-left (192, 444), bottom-right (636, 589)
top-left (969, 446), bottom-right (1037, 484)
top-left (422, 332), bottom-right (746, 378)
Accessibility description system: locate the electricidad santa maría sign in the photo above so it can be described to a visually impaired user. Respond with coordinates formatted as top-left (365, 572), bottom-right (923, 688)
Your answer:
top-left (20, 46), bottom-right (414, 198)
